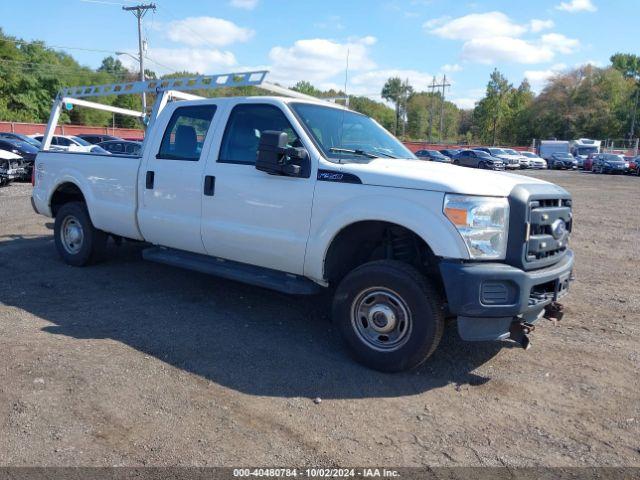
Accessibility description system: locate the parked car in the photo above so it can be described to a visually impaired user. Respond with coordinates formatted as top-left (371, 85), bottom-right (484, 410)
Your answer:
top-left (500, 148), bottom-right (530, 169)
top-left (77, 134), bottom-right (122, 144)
top-left (438, 148), bottom-right (460, 159)
top-left (0, 153), bottom-right (26, 186)
top-left (414, 149), bottom-right (451, 163)
top-left (453, 149), bottom-right (505, 170)
top-left (550, 152), bottom-right (578, 170)
top-left (474, 147), bottom-right (519, 169)
top-left (0, 138), bottom-right (39, 179)
top-left (583, 152), bottom-right (598, 171)
top-left (97, 140), bottom-right (143, 156)
top-left (591, 153), bottom-right (628, 174)
top-left (32, 75), bottom-right (575, 372)
top-left (520, 151), bottom-right (547, 169)
top-left (31, 134), bottom-right (110, 154)
top-left (628, 156), bottom-right (640, 175)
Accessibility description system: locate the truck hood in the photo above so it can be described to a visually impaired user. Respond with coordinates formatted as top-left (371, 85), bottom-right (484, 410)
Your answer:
top-left (335, 158), bottom-right (552, 197)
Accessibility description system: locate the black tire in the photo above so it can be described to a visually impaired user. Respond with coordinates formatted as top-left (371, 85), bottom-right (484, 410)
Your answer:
top-left (453, 160), bottom-right (460, 165)
top-left (54, 201), bottom-right (108, 266)
top-left (332, 260), bottom-right (445, 372)
top-left (478, 161), bottom-right (486, 169)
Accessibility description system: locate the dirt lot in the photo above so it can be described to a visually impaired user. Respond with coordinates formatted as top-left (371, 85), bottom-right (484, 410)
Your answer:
top-left (0, 170), bottom-right (638, 467)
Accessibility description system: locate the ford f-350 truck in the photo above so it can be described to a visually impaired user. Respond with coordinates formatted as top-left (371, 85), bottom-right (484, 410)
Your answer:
top-left (31, 71), bottom-right (574, 372)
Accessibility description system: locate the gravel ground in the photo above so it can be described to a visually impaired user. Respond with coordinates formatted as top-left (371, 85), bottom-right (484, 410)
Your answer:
top-left (0, 170), bottom-right (638, 467)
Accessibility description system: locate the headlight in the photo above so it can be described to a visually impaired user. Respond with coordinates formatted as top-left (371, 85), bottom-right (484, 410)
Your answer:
top-left (443, 194), bottom-right (509, 260)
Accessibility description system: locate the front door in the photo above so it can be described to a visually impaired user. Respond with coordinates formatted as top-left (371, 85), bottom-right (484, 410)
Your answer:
top-left (201, 102), bottom-right (315, 275)
top-left (137, 104), bottom-right (217, 254)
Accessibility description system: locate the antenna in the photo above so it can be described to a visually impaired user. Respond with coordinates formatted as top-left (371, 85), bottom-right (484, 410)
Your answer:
top-left (337, 48), bottom-right (350, 162)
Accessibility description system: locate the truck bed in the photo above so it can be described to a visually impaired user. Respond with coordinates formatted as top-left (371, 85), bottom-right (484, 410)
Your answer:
top-left (32, 151), bottom-right (144, 241)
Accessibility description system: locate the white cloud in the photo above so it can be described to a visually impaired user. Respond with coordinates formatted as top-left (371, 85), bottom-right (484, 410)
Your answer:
top-left (540, 33), bottom-right (580, 54)
top-left (350, 69), bottom-right (435, 96)
top-left (556, 0), bottom-right (597, 12)
top-left (524, 63), bottom-right (566, 91)
top-left (131, 48), bottom-right (237, 74)
top-left (230, 0), bottom-right (258, 9)
top-left (441, 63), bottom-right (462, 73)
top-left (167, 17), bottom-right (254, 47)
top-left (451, 98), bottom-right (478, 109)
top-left (462, 36), bottom-right (556, 64)
top-left (426, 11), bottom-right (527, 40)
top-left (530, 19), bottom-right (555, 32)
top-left (267, 37), bottom-right (376, 85)
top-left (425, 11), bottom-right (579, 65)
top-left (423, 15), bottom-right (450, 29)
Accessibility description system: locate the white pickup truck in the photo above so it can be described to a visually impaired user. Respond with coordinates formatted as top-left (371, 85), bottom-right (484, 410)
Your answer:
top-left (31, 72), bottom-right (574, 372)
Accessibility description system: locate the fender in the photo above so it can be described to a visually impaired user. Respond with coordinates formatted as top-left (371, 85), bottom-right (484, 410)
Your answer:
top-left (303, 187), bottom-right (470, 283)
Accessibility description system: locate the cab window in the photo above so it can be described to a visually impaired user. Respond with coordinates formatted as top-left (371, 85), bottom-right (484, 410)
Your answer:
top-left (157, 105), bottom-right (217, 161)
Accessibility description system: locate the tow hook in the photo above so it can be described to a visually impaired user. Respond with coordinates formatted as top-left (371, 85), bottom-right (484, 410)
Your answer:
top-left (544, 301), bottom-right (565, 324)
top-left (509, 321), bottom-right (535, 350)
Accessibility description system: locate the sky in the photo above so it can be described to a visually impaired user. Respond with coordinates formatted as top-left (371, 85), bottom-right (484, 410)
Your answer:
top-left (1, 0), bottom-right (638, 109)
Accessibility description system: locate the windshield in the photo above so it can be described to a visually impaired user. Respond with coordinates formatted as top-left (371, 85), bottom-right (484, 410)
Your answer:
top-left (474, 150), bottom-right (493, 158)
top-left (577, 147), bottom-right (598, 156)
top-left (1, 134), bottom-right (41, 148)
top-left (70, 136), bottom-right (92, 146)
top-left (555, 153), bottom-right (573, 159)
top-left (12, 141), bottom-right (38, 153)
top-left (503, 149), bottom-right (519, 155)
top-left (488, 148), bottom-right (506, 155)
top-left (521, 152), bottom-right (537, 158)
top-left (290, 103), bottom-right (415, 161)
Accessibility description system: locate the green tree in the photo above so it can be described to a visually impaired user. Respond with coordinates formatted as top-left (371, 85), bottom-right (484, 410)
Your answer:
top-left (611, 53), bottom-right (640, 137)
top-left (473, 69), bottom-right (512, 145)
top-left (381, 77), bottom-right (413, 137)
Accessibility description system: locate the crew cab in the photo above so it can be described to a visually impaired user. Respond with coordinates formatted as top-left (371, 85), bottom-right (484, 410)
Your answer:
top-left (31, 72), bottom-right (575, 372)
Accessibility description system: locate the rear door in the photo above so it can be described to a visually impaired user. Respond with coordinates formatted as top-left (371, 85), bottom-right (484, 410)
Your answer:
top-left (137, 103), bottom-right (218, 254)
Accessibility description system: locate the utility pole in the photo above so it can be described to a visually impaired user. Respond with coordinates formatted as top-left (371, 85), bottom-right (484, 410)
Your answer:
top-left (123, 3), bottom-right (156, 116)
top-left (437, 75), bottom-right (451, 142)
top-left (427, 76), bottom-right (436, 143)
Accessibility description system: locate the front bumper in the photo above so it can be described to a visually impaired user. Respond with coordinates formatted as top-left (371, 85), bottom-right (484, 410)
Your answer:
top-left (439, 250), bottom-right (574, 341)
top-left (603, 165), bottom-right (627, 174)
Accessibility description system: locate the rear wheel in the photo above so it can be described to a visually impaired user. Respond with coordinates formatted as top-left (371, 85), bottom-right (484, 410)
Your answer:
top-left (332, 260), bottom-right (444, 372)
top-left (453, 160), bottom-right (460, 165)
top-left (54, 202), bottom-right (108, 266)
top-left (478, 161), bottom-right (486, 169)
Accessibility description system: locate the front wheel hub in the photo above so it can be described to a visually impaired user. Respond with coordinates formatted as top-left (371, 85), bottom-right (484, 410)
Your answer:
top-left (351, 287), bottom-right (412, 352)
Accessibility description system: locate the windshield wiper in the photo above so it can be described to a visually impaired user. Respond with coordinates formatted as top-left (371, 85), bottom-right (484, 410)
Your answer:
top-left (329, 147), bottom-right (397, 159)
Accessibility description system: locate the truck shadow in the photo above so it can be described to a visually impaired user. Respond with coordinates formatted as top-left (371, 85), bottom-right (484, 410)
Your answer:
top-left (1, 235), bottom-right (508, 399)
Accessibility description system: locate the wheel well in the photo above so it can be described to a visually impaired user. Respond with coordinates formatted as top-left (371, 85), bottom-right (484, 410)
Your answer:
top-left (50, 182), bottom-right (85, 217)
top-left (324, 221), bottom-right (442, 287)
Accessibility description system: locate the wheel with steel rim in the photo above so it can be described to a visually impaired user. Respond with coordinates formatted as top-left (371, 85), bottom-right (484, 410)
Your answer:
top-left (54, 201), bottom-right (108, 266)
top-left (333, 260), bottom-right (444, 372)
top-left (60, 215), bottom-right (84, 255)
top-left (351, 287), bottom-right (413, 352)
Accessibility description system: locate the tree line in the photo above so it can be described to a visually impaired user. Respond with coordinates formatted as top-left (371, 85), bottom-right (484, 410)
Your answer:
top-left (1, 29), bottom-right (638, 145)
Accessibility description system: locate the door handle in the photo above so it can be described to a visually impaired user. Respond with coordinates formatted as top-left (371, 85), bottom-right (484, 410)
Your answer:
top-left (204, 175), bottom-right (215, 196)
top-left (145, 170), bottom-right (154, 189)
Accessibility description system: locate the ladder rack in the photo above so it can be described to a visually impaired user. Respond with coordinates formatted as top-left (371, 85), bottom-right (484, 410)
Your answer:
top-left (41, 69), bottom-right (335, 150)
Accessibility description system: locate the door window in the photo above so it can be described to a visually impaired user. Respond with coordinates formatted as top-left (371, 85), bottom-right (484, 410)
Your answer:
top-left (218, 104), bottom-right (300, 165)
top-left (157, 105), bottom-right (217, 161)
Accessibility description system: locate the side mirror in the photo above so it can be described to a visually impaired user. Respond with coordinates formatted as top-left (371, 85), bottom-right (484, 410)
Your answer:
top-left (256, 131), bottom-right (309, 177)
